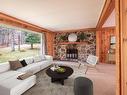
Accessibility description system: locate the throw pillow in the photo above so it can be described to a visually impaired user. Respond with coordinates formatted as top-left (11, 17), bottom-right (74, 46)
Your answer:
top-left (25, 57), bottom-right (34, 64)
top-left (20, 60), bottom-right (27, 67)
top-left (9, 60), bottom-right (22, 70)
top-left (17, 72), bottom-right (33, 80)
top-left (41, 55), bottom-right (46, 60)
top-left (34, 55), bottom-right (43, 63)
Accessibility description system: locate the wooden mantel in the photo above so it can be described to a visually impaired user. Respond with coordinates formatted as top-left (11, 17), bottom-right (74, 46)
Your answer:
top-left (57, 41), bottom-right (92, 45)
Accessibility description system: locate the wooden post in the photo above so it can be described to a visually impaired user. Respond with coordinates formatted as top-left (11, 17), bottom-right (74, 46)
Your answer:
top-left (115, 0), bottom-right (127, 95)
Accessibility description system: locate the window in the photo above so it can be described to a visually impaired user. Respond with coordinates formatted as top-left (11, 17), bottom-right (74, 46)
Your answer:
top-left (0, 24), bottom-right (42, 63)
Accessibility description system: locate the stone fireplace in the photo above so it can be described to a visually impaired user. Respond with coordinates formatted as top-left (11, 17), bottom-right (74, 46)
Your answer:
top-left (54, 30), bottom-right (96, 61)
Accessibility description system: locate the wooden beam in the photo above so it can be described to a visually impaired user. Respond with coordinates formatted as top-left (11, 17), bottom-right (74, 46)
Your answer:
top-left (97, 26), bottom-right (116, 30)
top-left (0, 12), bottom-right (53, 33)
top-left (96, 30), bottom-right (102, 62)
top-left (96, 0), bottom-right (115, 29)
top-left (115, 0), bottom-right (122, 95)
top-left (116, 0), bottom-right (127, 95)
top-left (55, 28), bottom-right (96, 33)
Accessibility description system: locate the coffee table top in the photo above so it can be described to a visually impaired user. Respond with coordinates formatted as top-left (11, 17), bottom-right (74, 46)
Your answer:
top-left (46, 66), bottom-right (73, 79)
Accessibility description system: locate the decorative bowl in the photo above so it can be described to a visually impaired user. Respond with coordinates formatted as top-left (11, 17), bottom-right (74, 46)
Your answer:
top-left (56, 67), bottom-right (66, 73)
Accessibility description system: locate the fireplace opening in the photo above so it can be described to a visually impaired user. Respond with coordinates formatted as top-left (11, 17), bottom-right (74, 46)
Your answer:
top-left (66, 47), bottom-right (78, 59)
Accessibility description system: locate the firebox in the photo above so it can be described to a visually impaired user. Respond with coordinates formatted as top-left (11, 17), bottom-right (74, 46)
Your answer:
top-left (66, 47), bottom-right (78, 59)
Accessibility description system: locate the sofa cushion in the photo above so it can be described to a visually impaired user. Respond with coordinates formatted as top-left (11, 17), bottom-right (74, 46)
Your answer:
top-left (17, 72), bottom-right (33, 80)
top-left (33, 55), bottom-right (43, 63)
top-left (17, 60), bottom-right (51, 74)
top-left (0, 71), bottom-right (23, 82)
top-left (45, 55), bottom-right (53, 61)
top-left (0, 72), bottom-right (36, 95)
top-left (20, 60), bottom-right (27, 67)
top-left (24, 57), bottom-right (34, 64)
top-left (9, 60), bottom-right (22, 70)
top-left (39, 60), bottom-right (52, 69)
top-left (17, 63), bottom-right (42, 74)
top-left (41, 55), bottom-right (46, 60)
top-left (0, 62), bottom-right (10, 73)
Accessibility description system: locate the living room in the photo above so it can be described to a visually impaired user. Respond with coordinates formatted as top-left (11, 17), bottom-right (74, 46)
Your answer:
top-left (0, 0), bottom-right (127, 95)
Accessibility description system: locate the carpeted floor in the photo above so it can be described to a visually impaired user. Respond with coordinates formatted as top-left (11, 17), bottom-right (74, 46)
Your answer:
top-left (23, 61), bottom-right (116, 95)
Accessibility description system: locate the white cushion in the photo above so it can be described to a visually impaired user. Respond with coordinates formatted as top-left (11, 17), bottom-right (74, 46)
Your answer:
top-left (33, 55), bottom-right (47, 63)
top-left (33, 55), bottom-right (43, 63)
top-left (0, 71), bottom-right (23, 82)
top-left (45, 55), bottom-right (53, 61)
top-left (17, 63), bottom-right (41, 74)
top-left (86, 55), bottom-right (98, 65)
top-left (0, 62), bottom-right (10, 73)
top-left (17, 60), bottom-right (52, 74)
top-left (40, 60), bottom-right (52, 69)
top-left (24, 57), bottom-right (34, 64)
top-left (41, 55), bottom-right (46, 60)
top-left (0, 72), bottom-right (36, 95)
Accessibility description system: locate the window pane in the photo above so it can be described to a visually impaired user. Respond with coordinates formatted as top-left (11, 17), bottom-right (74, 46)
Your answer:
top-left (0, 25), bottom-right (41, 63)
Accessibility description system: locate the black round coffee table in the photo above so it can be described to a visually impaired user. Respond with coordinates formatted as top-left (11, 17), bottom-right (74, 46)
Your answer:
top-left (46, 66), bottom-right (73, 85)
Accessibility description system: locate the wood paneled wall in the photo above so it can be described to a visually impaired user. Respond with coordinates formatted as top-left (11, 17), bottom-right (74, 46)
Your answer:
top-left (96, 27), bottom-right (116, 63)
top-left (45, 32), bottom-right (55, 56)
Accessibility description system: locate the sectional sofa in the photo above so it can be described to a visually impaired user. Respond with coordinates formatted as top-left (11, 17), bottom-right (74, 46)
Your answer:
top-left (0, 55), bottom-right (53, 95)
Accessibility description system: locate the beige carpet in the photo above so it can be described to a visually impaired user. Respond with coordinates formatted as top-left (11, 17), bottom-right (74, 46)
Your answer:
top-left (23, 61), bottom-right (116, 95)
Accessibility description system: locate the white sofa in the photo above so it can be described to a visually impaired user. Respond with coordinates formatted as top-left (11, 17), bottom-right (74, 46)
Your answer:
top-left (0, 55), bottom-right (53, 95)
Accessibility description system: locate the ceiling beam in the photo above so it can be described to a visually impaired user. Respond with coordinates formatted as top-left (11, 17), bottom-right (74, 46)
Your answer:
top-left (55, 28), bottom-right (96, 33)
top-left (96, 0), bottom-right (115, 29)
top-left (0, 12), bottom-right (53, 33)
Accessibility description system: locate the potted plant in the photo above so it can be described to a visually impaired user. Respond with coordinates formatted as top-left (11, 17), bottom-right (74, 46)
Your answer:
top-left (78, 32), bottom-right (87, 42)
top-left (59, 35), bottom-right (67, 42)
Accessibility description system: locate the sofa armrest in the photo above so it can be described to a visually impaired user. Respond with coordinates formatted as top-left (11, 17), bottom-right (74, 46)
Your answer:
top-left (45, 55), bottom-right (53, 61)
top-left (0, 85), bottom-right (10, 95)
